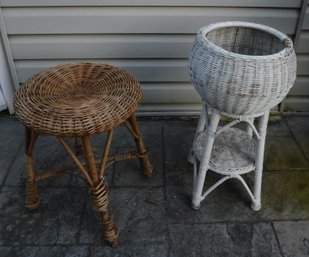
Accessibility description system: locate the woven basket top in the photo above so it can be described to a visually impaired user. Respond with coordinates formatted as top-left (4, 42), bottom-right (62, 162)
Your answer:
top-left (198, 21), bottom-right (293, 60)
top-left (14, 63), bottom-right (141, 137)
top-left (188, 21), bottom-right (296, 115)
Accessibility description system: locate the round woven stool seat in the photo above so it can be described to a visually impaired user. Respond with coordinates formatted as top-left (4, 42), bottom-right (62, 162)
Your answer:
top-left (14, 63), bottom-right (141, 137)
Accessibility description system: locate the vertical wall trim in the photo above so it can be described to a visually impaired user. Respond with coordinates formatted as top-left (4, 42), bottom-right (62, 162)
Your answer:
top-left (0, 37), bottom-right (15, 113)
top-left (0, 5), bottom-right (18, 113)
top-left (0, 5), bottom-right (19, 90)
top-left (281, 0), bottom-right (308, 113)
top-left (294, 0), bottom-right (309, 50)
top-left (0, 37), bottom-right (14, 114)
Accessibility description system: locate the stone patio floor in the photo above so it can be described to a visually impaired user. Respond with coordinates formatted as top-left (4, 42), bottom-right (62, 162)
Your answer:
top-left (0, 113), bottom-right (308, 257)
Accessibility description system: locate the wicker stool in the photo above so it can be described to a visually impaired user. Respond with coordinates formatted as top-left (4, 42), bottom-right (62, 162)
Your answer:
top-left (188, 22), bottom-right (296, 210)
top-left (14, 62), bottom-right (153, 246)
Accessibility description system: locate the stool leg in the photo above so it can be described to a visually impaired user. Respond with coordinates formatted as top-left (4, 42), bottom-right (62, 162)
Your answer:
top-left (251, 111), bottom-right (269, 211)
top-left (128, 114), bottom-right (153, 178)
top-left (74, 138), bottom-right (83, 155)
top-left (81, 136), bottom-right (118, 247)
top-left (192, 109), bottom-right (220, 210)
top-left (24, 127), bottom-right (40, 210)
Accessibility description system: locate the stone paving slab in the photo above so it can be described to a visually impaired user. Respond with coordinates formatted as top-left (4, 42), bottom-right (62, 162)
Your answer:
top-left (0, 244), bottom-right (169, 257)
top-left (286, 117), bottom-right (309, 160)
top-left (1, 115), bottom-right (309, 256)
top-left (0, 246), bottom-right (89, 257)
top-left (166, 184), bottom-right (259, 224)
top-left (164, 121), bottom-right (196, 172)
top-left (0, 117), bottom-right (23, 186)
top-left (267, 119), bottom-right (292, 137)
top-left (166, 169), bottom-right (309, 223)
top-left (79, 187), bottom-right (168, 245)
top-left (113, 146), bottom-right (164, 187)
top-left (264, 136), bottom-right (309, 171)
top-left (261, 171), bottom-right (309, 220)
top-left (286, 117), bottom-right (309, 135)
top-left (0, 246), bottom-right (38, 257)
top-left (273, 220), bottom-right (309, 257)
top-left (89, 243), bottom-right (169, 257)
top-left (0, 187), bottom-right (87, 246)
top-left (169, 222), bottom-right (282, 257)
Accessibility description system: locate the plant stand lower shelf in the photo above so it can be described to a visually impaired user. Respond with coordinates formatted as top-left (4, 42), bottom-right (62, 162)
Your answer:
top-left (195, 127), bottom-right (256, 175)
top-left (190, 107), bottom-right (269, 211)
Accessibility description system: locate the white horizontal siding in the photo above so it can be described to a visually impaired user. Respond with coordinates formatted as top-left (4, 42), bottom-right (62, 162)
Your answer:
top-left (297, 31), bottom-right (309, 53)
top-left (285, 97), bottom-right (309, 112)
top-left (1, 2), bottom-right (307, 114)
top-left (2, 7), bottom-right (298, 35)
top-left (0, 0), bottom-right (302, 8)
top-left (15, 56), bottom-right (309, 84)
top-left (14, 59), bottom-right (189, 83)
top-left (138, 103), bottom-right (202, 115)
top-left (9, 35), bottom-right (194, 59)
top-left (296, 54), bottom-right (309, 75)
top-left (288, 77), bottom-right (309, 96)
top-left (303, 7), bottom-right (309, 30)
top-left (142, 83), bottom-right (199, 103)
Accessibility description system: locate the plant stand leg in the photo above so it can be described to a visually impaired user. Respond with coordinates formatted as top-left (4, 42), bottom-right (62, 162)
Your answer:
top-left (128, 114), bottom-right (153, 178)
top-left (192, 109), bottom-right (220, 210)
top-left (82, 136), bottom-right (118, 247)
top-left (24, 127), bottom-right (40, 210)
top-left (246, 117), bottom-right (254, 137)
top-left (251, 111), bottom-right (269, 211)
top-left (189, 102), bottom-right (208, 163)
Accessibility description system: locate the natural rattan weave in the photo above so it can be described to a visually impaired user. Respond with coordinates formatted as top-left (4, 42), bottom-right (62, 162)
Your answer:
top-left (14, 63), bottom-right (141, 137)
top-left (14, 62), bottom-right (153, 247)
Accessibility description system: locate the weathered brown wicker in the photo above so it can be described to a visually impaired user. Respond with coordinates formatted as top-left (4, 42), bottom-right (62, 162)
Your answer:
top-left (14, 62), bottom-right (153, 247)
top-left (14, 63), bottom-right (142, 137)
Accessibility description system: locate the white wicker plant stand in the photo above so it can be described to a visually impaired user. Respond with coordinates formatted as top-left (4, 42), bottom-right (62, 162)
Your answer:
top-left (188, 21), bottom-right (297, 211)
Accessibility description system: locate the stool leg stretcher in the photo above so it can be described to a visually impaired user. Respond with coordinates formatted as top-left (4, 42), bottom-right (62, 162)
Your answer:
top-left (22, 115), bottom-right (152, 247)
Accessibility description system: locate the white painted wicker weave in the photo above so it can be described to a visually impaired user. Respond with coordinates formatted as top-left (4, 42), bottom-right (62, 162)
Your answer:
top-left (188, 21), bottom-right (297, 116)
top-left (194, 126), bottom-right (256, 175)
top-left (188, 22), bottom-right (297, 211)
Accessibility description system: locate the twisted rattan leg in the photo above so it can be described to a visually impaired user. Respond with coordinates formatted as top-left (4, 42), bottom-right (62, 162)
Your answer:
top-left (128, 115), bottom-right (153, 177)
top-left (91, 178), bottom-right (118, 247)
top-left (82, 136), bottom-right (118, 246)
top-left (25, 127), bottom-right (40, 210)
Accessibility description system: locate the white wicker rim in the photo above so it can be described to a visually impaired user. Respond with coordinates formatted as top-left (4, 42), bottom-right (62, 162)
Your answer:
top-left (198, 21), bottom-right (292, 60)
top-left (188, 21), bottom-right (296, 116)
